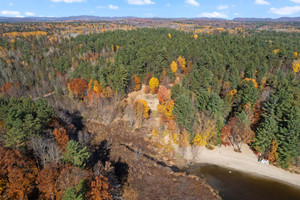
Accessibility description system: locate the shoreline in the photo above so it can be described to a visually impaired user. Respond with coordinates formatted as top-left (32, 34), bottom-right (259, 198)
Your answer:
top-left (177, 145), bottom-right (300, 189)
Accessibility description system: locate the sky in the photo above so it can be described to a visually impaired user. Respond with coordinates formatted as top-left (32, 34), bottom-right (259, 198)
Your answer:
top-left (1, 0), bottom-right (300, 19)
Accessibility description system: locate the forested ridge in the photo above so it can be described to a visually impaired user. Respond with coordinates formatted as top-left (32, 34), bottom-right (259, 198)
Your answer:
top-left (0, 25), bottom-right (300, 199)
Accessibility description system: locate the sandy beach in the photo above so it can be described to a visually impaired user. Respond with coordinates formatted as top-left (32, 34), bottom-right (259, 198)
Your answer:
top-left (180, 145), bottom-right (300, 188)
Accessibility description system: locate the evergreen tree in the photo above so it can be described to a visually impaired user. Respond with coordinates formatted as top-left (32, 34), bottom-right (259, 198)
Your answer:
top-left (174, 94), bottom-right (195, 134)
top-left (63, 140), bottom-right (90, 168)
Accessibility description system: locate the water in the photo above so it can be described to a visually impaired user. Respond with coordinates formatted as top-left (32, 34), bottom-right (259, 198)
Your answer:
top-left (185, 164), bottom-right (300, 200)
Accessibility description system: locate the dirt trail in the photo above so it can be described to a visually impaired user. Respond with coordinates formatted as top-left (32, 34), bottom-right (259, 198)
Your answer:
top-left (180, 145), bottom-right (300, 188)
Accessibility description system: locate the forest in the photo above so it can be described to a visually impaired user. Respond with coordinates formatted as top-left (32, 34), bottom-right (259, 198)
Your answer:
top-left (0, 23), bottom-right (300, 199)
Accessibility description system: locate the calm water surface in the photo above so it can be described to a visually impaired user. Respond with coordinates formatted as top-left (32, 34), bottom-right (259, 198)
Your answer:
top-left (185, 164), bottom-right (300, 200)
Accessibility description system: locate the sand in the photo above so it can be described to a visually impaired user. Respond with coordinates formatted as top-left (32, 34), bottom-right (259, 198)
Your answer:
top-left (179, 145), bottom-right (300, 188)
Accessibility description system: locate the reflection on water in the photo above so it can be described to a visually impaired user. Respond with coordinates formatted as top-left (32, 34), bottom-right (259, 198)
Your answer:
top-left (185, 164), bottom-right (300, 200)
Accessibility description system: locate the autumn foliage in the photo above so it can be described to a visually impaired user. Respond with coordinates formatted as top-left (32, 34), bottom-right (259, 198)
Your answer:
top-left (0, 148), bottom-right (38, 200)
top-left (221, 117), bottom-right (255, 151)
top-left (293, 59), bottom-right (300, 73)
top-left (158, 86), bottom-right (171, 103)
top-left (170, 61), bottom-right (177, 74)
top-left (88, 175), bottom-right (112, 200)
top-left (134, 74), bottom-right (141, 91)
top-left (37, 163), bottom-right (61, 200)
top-left (93, 80), bottom-right (103, 94)
top-left (149, 77), bottom-right (159, 94)
top-left (177, 56), bottom-right (186, 73)
top-left (68, 78), bottom-right (88, 99)
top-left (53, 127), bottom-right (69, 150)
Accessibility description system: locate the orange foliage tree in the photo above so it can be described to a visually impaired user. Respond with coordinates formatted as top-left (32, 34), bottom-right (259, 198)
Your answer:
top-left (37, 163), bottom-right (60, 200)
top-left (134, 74), bottom-right (141, 91)
top-left (0, 148), bottom-right (38, 200)
top-left (88, 175), bottom-right (112, 200)
top-left (68, 78), bottom-right (88, 99)
top-left (53, 127), bottom-right (69, 150)
top-left (88, 78), bottom-right (93, 91)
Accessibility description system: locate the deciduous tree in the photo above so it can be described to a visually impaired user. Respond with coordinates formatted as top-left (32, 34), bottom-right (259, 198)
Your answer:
top-left (149, 77), bottom-right (159, 94)
top-left (88, 175), bottom-right (112, 200)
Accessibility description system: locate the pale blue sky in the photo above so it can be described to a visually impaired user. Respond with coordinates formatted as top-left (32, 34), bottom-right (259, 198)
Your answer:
top-left (1, 0), bottom-right (300, 19)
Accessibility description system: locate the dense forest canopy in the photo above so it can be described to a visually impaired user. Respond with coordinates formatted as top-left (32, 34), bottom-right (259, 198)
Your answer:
top-left (0, 24), bottom-right (300, 199)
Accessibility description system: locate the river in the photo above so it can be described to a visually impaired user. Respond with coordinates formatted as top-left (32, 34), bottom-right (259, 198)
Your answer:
top-left (184, 164), bottom-right (300, 200)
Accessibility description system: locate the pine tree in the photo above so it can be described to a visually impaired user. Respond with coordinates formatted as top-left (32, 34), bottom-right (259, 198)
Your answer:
top-left (63, 141), bottom-right (90, 168)
top-left (174, 94), bottom-right (195, 135)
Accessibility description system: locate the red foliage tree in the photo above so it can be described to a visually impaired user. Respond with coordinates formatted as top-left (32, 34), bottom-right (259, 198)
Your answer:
top-left (157, 86), bottom-right (171, 103)
top-left (221, 117), bottom-right (255, 151)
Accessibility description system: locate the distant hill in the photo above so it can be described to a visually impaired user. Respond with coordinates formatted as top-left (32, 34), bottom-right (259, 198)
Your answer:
top-left (0, 15), bottom-right (137, 22)
top-left (0, 15), bottom-right (300, 23)
top-left (233, 17), bottom-right (300, 22)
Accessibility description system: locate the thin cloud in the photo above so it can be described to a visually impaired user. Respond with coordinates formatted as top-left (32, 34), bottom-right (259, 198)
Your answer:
top-left (126, 0), bottom-right (155, 5)
top-left (9, 3), bottom-right (13, 6)
top-left (270, 6), bottom-right (300, 15)
top-left (185, 0), bottom-right (200, 7)
top-left (109, 5), bottom-right (119, 9)
top-left (290, 0), bottom-right (300, 3)
top-left (51, 0), bottom-right (84, 3)
top-left (25, 12), bottom-right (35, 16)
top-left (217, 4), bottom-right (229, 10)
top-left (97, 6), bottom-right (106, 9)
top-left (198, 12), bottom-right (228, 19)
top-left (1, 10), bottom-right (20, 16)
top-left (255, 0), bottom-right (270, 5)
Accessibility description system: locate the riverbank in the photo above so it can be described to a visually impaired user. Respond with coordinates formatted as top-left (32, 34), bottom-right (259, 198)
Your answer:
top-left (179, 145), bottom-right (300, 188)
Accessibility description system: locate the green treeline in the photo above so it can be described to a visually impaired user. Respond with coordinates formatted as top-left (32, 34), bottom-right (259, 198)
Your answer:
top-left (0, 28), bottom-right (299, 168)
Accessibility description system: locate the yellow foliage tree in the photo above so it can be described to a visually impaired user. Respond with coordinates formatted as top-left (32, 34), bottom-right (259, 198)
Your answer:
top-left (194, 34), bottom-right (198, 39)
top-left (179, 129), bottom-right (190, 148)
top-left (294, 51), bottom-right (298, 58)
top-left (273, 49), bottom-right (279, 54)
top-left (140, 100), bottom-right (150, 119)
top-left (193, 114), bottom-right (217, 146)
top-left (177, 56), bottom-right (186, 73)
top-left (93, 80), bottom-right (103, 94)
top-left (149, 77), bottom-right (159, 94)
top-left (293, 59), bottom-right (300, 73)
top-left (134, 99), bottom-right (150, 119)
top-left (157, 100), bottom-right (174, 122)
top-left (192, 133), bottom-right (207, 146)
top-left (170, 61), bottom-right (177, 74)
top-left (168, 33), bottom-right (172, 39)
top-left (227, 89), bottom-right (237, 102)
